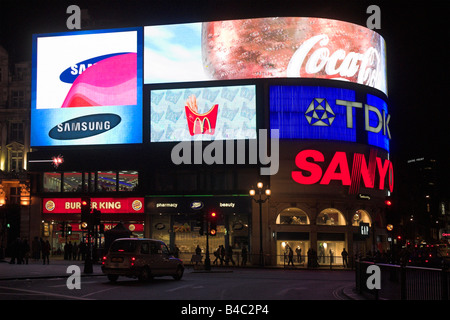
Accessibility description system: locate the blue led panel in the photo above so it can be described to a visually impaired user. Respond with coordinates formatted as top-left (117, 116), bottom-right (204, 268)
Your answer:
top-left (270, 86), bottom-right (357, 142)
top-left (366, 94), bottom-right (390, 152)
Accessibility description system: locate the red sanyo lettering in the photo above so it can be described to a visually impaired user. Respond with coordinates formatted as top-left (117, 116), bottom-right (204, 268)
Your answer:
top-left (291, 149), bottom-right (394, 192)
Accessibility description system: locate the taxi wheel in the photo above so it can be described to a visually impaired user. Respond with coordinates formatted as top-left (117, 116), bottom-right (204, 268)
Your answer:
top-left (173, 265), bottom-right (184, 280)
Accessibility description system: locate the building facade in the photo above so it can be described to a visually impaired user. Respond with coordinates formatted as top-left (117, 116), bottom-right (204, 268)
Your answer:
top-left (0, 45), bottom-right (32, 256)
top-left (25, 16), bottom-right (392, 266)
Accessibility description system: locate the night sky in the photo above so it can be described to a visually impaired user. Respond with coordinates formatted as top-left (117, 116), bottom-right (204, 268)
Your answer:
top-left (1, 0), bottom-right (449, 185)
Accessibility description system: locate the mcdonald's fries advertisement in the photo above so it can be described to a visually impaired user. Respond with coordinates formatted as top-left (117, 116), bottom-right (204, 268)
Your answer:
top-left (150, 85), bottom-right (256, 142)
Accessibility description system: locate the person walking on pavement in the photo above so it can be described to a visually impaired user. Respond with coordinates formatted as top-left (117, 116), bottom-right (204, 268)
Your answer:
top-left (226, 246), bottom-right (235, 266)
top-left (287, 246), bottom-right (295, 267)
top-left (72, 242), bottom-right (78, 260)
top-left (23, 239), bottom-right (30, 265)
top-left (42, 240), bottom-right (51, 265)
top-left (341, 248), bottom-right (349, 268)
top-left (241, 245), bottom-right (248, 266)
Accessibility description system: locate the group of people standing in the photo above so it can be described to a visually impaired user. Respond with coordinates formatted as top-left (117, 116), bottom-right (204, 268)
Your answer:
top-left (285, 246), bottom-right (349, 268)
top-left (63, 241), bottom-right (87, 261)
top-left (9, 237), bottom-right (51, 265)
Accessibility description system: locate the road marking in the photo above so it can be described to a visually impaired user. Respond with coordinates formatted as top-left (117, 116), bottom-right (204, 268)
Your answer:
top-left (81, 286), bottom-right (119, 298)
top-left (166, 284), bottom-right (191, 292)
top-left (0, 285), bottom-right (93, 300)
top-left (49, 281), bottom-right (98, 288)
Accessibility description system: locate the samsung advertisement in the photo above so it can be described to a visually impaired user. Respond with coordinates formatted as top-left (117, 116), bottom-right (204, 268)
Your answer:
top-left (151, 85), bottom-right (257, 142)
top-left (270, 85), bottom-right (390, 152)
top-left (31, 28), bottom-right (143, 146)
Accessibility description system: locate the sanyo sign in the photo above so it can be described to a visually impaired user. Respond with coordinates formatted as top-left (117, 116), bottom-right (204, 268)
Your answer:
top-left (292, 149), bottom-right (393, 194)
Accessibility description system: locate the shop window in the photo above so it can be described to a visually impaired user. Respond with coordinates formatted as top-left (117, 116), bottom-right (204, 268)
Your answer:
top-left (276, 208), bottom-right (310, 225)
top-left (43, 172), bottom-right (62, 192)
top-left (97, 171), bottom-right (117, 192)
top-left (118, 170), bottom-right (138, 191)
top-left (317, 241), bottom-right (346, 265)
top-left (316, 208), bottom-right (346, 226)
top-left (63, 172), bottom-right (83, 192)
top-left (278, 240), bottom-right (310, 266)
top-left (352, 210), bottom-right (372, 226)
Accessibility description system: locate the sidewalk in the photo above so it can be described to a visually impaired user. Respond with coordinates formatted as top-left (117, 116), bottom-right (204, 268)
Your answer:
top-left (0, 257), bottom-right (103, 281)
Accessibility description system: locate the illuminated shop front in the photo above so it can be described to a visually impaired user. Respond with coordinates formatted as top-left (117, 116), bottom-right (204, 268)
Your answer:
top-left (41, 197), bottom-right (145, 254)
top-left (147, 196), bottom-right (251, 263)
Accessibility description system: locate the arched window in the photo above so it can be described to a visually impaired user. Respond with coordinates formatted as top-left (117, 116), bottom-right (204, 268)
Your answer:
top-left (352, 210), bottom-right (372, 226)
top-left (316, 208), bottom-right (346, 226)
top-left (276, 207), bottom-right (310, 225)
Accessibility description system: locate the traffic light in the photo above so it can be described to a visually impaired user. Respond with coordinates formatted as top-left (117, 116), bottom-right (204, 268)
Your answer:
top-left (67, 225), bottom-right (72, 235)
top-left (209, 211), bottom-right (217, 236)
top-left (60, 222), bottom-right (66, 237)
top-left (81, 197), bottom-right (91, 226)
top-left (385, 196), bottom-right (392, 207)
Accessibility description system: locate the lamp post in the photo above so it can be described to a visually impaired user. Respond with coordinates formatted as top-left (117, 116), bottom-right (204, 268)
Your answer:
top-left (249, 182), bottom-right (271, 266)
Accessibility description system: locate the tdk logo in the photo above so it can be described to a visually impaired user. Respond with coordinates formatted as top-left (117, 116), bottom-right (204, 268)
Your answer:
top-left (59, 52), bottom-right (128, 84)
top-left (305, 98), bottom-right (391, 139)
top-left (49, 114), bottom-right (121, 140)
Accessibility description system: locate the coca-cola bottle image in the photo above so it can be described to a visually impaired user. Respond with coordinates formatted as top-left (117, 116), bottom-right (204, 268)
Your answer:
top-left (202, 17), bottom-right (386, 94)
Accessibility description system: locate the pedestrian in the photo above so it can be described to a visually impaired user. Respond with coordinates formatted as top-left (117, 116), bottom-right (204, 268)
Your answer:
top-left (173, 245), bottom-right (180, 258)
top-left (219, 245), bottom-right (226, 265)
top-left (287, 246), bottom-right (294, 267)
top-left (296, 246), bottom-right (302, 263)
top-left (42, 240), bottom-right (51, 265)
top-left (195, 245), bottom-right (202, 265)
top-left (213, 247), bottom-right (220, 265)
top-left (9, 238), bottom-right (19, 264)
top-left (329, 249), bottom-right (334, 264)
top-left (341, 248), bottom-right (349, 267)
top-left (67, 241), bottom-right (73, 260)
top-left (241, 245), bottom-right (248, 266)
top-left (307, 248), bottom-right (312, 268)
top-left (64, 242), bottom-right (69, 260)
top-left (23, 239), bottom-right (30, 265)
top-left (72, 242), bottom-right (78, 260)
top-left (226, 246), bottom-right (235, 266)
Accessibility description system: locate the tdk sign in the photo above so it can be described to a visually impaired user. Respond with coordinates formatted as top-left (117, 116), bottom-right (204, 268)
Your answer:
top-left (270, 86), bottom-right (390, 152)
top-left (49, 114), bottom-right (121, 140)
top-left (59, 52), bottom-right (129, 84)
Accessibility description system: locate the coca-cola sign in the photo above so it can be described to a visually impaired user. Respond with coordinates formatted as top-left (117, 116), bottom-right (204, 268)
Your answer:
top-left (144, 17), bottom-right (387, 95)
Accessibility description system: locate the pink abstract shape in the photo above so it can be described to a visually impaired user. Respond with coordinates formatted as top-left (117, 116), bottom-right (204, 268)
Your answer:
top-left (61, 53), bottom-right (137, 108)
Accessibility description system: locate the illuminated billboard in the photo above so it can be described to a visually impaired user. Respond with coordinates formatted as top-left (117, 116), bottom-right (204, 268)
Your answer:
top-left (31, 28), bottom-right (143, 146)
top-left (292, 149), bottom-right (394, 193)
top-left (43, 197), bottom-right (145, 214)
top-left (150, 85), bottom-right (256, 142)
top-left (270, 86), bottom-right (390, 152)
top-left (144, 17), bottom-right (387, 95)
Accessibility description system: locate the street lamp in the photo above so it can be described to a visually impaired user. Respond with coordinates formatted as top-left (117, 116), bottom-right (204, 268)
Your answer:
top-left (249, 182), bottom-right (271, 266)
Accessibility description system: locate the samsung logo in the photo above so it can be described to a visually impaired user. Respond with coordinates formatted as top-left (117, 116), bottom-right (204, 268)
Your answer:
top-left (49, 114), bottom-right (121, 140)
top-left (59, 52), bottom-right (129, 84)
